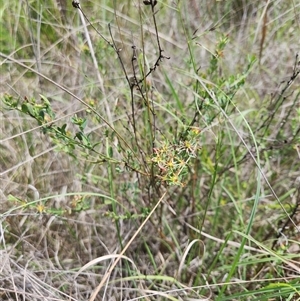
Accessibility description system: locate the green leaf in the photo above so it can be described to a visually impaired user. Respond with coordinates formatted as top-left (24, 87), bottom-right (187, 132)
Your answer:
top-left (21, 103), bottom-right (35, 117)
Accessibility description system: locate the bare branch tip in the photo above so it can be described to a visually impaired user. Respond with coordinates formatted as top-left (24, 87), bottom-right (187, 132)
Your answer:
top-left (72, 0), bottom-right (80, 9)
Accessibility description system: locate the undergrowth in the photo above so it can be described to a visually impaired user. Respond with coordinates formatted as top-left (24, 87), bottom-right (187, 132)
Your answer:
top-left (0, 1), bottom-right (300, 300)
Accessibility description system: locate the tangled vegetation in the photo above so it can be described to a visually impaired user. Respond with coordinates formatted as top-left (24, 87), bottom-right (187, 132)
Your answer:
top-left (0, 1), bottom-right (300, 300)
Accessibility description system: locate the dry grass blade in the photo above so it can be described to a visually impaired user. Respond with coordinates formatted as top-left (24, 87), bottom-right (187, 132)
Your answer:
top-left (88, 191), bottom-right (166, 301)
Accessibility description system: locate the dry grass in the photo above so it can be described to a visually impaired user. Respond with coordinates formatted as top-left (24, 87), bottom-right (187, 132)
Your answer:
top-left (1, 1), bottom-right (300, 300)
